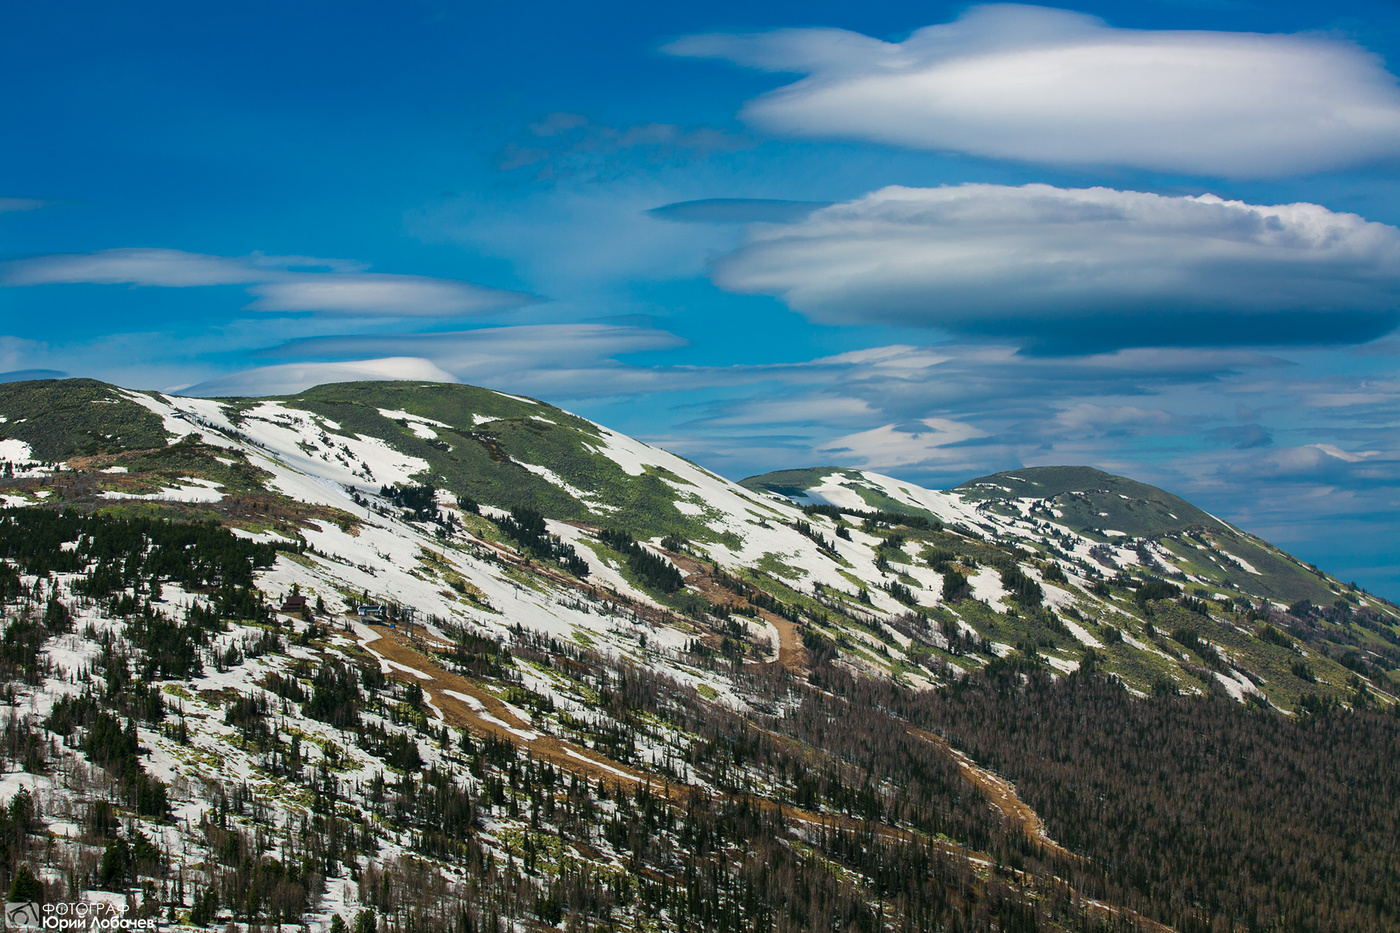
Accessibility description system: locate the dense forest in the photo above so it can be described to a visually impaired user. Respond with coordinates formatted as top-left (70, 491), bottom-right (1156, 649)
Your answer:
top-left (895, 669), bottom-right (1400, 932)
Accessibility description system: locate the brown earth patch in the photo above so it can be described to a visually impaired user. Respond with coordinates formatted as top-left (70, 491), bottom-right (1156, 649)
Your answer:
top-left (909, 725), bottom-right (1079, 863)
top-left (356, 622), bottom-right (1173, 932)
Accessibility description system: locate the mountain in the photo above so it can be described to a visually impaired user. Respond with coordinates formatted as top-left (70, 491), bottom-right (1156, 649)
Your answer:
top-left (953, 465), bottom-right (1222, 535)
top-left (0, 377), bottom-right (1398, 933)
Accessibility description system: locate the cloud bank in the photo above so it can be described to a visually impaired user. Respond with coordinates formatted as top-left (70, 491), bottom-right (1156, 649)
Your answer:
top-left (181, 357), bottom-right (459, 397)
top-left (711, 184), bottom-right (1400, 350)
top-left (2, 248), bottom-right (535, 317)
top-left (255, 323), bottom-right (686, 399)
top-left (667, 4), bottom-right (1400, 176)
top-left (816, 418), bottom-right (989, 469)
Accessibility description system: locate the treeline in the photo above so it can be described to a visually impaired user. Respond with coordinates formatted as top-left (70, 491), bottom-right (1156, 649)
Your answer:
top-left (598, 529), bottom-right (682, 593)
top-left (0, 508), bottom-right (283, 597)
top-left (801, 503), bottom-right (940, 531)
top-left (791, 520), bottom-right (839, 556)
top-left (489, 508), bottom-right (589, 578)
top-left (379, 483), bottom-right (440, 521)
top-left (47, 696), bottom-right (169, 818)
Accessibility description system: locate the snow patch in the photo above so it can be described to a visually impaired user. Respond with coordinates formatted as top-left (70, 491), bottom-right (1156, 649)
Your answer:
top-left (1063, 619), bottom-right (1104, 649)
top-left (101, 477), bottom-right (225, 503)
top-left (377, 408), bottom-right (451, 429)
top-left (0, 439), bottom-right (34, 462)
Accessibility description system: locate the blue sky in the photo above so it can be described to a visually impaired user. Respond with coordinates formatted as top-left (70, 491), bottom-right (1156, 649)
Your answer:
top-left (3, 0), bottom-right (1400, 598)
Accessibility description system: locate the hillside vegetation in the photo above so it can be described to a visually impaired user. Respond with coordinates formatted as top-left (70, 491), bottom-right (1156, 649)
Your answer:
top-left (0, 377), bottom-right (1395, 933)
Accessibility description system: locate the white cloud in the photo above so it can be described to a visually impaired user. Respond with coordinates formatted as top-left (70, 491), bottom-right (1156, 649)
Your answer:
top-left (244, 275), bottom-right (531, 316)
top-left (2, 248), bottom-right (534, 316)
top-left (1306, 443), bottom-right (1375, 464)
top-left (712, 183), bottom-right (1400, 348)
top-left (180, 357), bottom-right (459, 397)
top-left (1054, 403), bottom-right (1177, 435)
top-left (4, 248), bottom-right (271, 287)
top-left (269, 322), bottom-right (682, 369)
top-left (815, 418), bottom-right (989, 469)
top-left (667, 4), bottom-right (1400, 176)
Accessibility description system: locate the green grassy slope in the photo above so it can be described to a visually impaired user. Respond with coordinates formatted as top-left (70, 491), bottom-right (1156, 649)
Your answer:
top-left (0, 379), bottom-right (172, 459)
top-left (740, 466), bottom-right (856, 498)
top-left (742, 466), bottom-right (945, 521)
top-left (956, 465), bottom-right (1223, 537)
top-left (273, 382), bottom-right (731, 540)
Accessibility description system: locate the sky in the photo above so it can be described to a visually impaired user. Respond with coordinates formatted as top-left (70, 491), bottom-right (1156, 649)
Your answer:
top-left (2, 0), bottom-right (1399, 598)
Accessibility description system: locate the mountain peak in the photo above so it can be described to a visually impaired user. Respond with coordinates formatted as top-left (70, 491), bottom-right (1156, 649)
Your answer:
top-left (955, 464), bottom-right (1226, 537)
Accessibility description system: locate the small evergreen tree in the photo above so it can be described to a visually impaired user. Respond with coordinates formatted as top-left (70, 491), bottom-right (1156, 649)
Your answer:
top-left (8, 864), bottom-right (42, 902)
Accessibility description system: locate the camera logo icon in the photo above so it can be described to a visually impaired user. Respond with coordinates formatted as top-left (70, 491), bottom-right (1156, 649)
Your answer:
top-left (6, 901), bottom-right (41, 930)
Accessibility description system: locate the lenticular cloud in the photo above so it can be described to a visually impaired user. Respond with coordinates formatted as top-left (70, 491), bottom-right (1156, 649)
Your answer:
top-left (711, 184), bottom-right (1400, 350)
top-left (667, 4), bottom-right (1400, 177)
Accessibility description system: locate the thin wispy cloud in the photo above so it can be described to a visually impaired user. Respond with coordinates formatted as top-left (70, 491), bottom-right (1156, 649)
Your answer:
top-left (5, 249), bottom-right (284, 286)
top-left (2, 248), bottom-right (536, 317)
top-left (668, 3), bottom-right (1400, 176)
top-left (1224, 443), bottom-right (1397, 484)
top-left (711, 184), bottom-right (1400, 350)
top-left (243, 276), bottom-right (530, 316)
top-left (263, 322), bottom-right (684, 370)
top-left (647, 198), bottom-right (832, 224)
top-left (0, 197), bottom-right (46, 214)
top-left (181, 357), bottom-right (459, 397)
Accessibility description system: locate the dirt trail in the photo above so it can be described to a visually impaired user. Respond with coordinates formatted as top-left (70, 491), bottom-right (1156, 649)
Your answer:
top-left (765, 614), bottom-right (805, 672)
top-left (666, 552), bottom-right (807, 673)
top-left (908, 726), bottom-right (1079, 863)
top-left (360, 624), bottom-right (653, 787)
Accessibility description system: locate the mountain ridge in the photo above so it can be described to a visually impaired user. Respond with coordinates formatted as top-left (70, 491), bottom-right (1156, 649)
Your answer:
top-left (0, 376), bottom-right (1397, 932)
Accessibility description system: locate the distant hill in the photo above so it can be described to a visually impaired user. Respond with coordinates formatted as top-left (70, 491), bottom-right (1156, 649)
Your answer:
top-left (0, 377), bottom-right (172, 459)
top-left (954, 465), bottom-right (1225, 537)
top-left (739, 465), bottom-right (857, 499)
